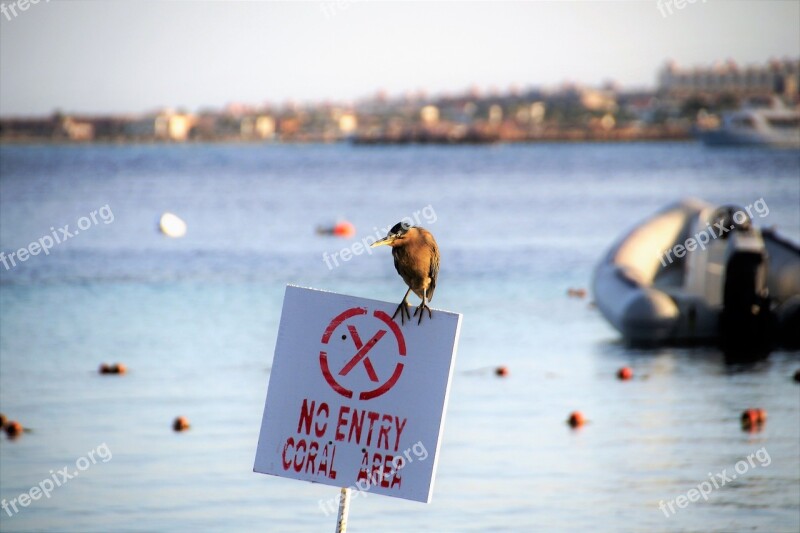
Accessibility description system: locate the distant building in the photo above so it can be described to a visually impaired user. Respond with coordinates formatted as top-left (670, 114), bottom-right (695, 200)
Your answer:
top-left (420, 105), bottom-right (439, 125)
top-left (83, 116), bottom-right (130, 140)
top-left (61, 117), bottom-right (94, 141)
top-left (580, 88), bottom-right (617, 112)
top-left (155, 112), bottom-right (195, 141)
top-left (241, 115), bottom-right (276, 140)
top-left (0, 117), bottom-right (56, 140)
top-left (124, 115), bottom-right (158, 139)
top-left (658, 58), bottom-right (799, 100)
top-left (121, 111), bottom-right (196, 141)
top-left (338, 113), bottom-right (357, 134)
top-left (529, 102), bottom-right (546, 124)
top-left (488, 104), bottom-right (502, 125)
top-left (277, 117), bottom-right (300, 139)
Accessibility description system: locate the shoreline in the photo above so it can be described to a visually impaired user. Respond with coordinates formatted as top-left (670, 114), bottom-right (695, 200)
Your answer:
top-left (0, 135), bottom-right (695, 147)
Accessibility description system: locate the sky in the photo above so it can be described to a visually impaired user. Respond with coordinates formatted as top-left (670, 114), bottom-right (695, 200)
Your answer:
top-left (0, 0), bottom-right (798, 116)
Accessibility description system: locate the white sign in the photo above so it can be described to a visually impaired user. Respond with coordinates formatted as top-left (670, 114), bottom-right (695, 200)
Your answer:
top-left (254, 285), bottom-right (461, 503)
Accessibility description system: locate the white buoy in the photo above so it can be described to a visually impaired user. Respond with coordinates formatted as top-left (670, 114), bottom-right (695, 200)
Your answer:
top-left (159, 212), bottom-right (187, 238)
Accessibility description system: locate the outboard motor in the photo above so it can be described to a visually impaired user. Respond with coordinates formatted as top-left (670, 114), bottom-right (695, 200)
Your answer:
top-left (701, 206), bottom-right (772, 352)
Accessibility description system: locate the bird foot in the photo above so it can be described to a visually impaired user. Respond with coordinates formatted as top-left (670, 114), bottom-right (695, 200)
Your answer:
top-left (413, 302), bottom-right (433, 325)
top-left (392, 301), bottom-right (412, 325)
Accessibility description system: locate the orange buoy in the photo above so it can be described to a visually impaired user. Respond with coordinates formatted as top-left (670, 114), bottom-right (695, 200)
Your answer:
top-left (741, 408), bottom-right (766, 431)
top-left (567, 288), bottom-right (587, 299)
top-left (495, 366), bottom-right (509, 377)
top-left (5, 420), bottom-right (23, 439)
top-left (617, 367), bottom-right (633, 381)
top-left (567, 411), bottom-right (585, 428)
top-left (173, 416), bottom-right (191, 432)
top-left (332, 221), bottom-right (356, 238)
top-left (99, 363), bottom-right (127, 375)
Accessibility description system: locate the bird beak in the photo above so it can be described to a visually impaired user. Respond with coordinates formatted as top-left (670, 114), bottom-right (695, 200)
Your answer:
top-left (371, 236), bottom-right (393, 248)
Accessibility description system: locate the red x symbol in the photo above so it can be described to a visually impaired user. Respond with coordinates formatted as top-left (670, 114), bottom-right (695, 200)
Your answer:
top-left (338, 325), bottom-right (385, 381)
top-left (319, 307), bottom-right (406, 400)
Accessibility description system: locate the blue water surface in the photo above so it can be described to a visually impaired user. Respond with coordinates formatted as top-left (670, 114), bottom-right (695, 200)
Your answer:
top-left (1, 142), bottom-right (798, 532)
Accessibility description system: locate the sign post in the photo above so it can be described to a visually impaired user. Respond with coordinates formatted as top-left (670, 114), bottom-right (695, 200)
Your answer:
top-left (335, 487), bottom-right (350, 533)
top-left (254, 286), bottom-right (462, 525)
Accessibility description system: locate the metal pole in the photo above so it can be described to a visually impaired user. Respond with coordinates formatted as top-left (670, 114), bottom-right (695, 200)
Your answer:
top-left (335, 487), bottom-right (351, 533)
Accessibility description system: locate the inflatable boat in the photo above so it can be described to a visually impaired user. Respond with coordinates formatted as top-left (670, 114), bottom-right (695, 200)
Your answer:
top-left (592, 198), bottom-right (800, 349)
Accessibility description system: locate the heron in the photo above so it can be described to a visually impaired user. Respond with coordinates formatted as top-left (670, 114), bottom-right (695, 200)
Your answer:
top-left (371, 222), bottom-right (440, 325)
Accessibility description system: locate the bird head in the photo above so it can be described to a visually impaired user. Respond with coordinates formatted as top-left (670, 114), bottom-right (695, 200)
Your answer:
top-left (370, 222), bottom-right (412, 248)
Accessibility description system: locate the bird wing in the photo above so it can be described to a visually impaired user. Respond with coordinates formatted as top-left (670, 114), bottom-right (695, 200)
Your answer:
top-left (427, 239), bottom-right (439, 302)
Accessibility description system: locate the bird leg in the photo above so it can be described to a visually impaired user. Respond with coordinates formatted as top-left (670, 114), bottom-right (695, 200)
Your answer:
top-left (392, 288), bottom-right (413, 325)
top-left (413, 287), bottom-right (433, 325)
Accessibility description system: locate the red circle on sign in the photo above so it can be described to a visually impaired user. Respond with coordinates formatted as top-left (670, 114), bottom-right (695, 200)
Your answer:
top-left (319, 307), bottom-right (406, 400)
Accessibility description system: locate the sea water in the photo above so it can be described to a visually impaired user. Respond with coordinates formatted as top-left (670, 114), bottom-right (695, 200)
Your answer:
top-left (1, 143), bottom-right (798, 532)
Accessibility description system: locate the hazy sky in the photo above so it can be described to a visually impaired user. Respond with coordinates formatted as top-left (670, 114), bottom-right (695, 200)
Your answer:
top-left (1, 0), bottom-right (798, 116)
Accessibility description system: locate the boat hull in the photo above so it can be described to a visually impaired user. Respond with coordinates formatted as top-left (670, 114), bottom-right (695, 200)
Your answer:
top-left (697, 129), bottom-right (800, 148)
top-left (592, 199), bottom-right (800, 347)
